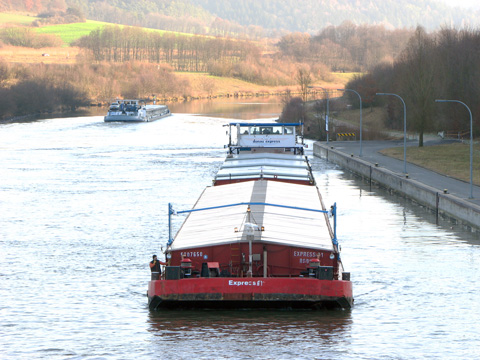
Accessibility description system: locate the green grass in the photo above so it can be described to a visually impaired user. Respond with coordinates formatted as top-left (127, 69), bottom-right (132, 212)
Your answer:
top-left (34, 20), bottom-right (108, 45)
top-left (34, 20), bottom-right (199, 46)
top-left (381, 143), bottom-right (480, 185)
top-left (1, 11), bottom-right (236, 48)
top-left (0, 13), bottom-right (37, 25)
top-left (334, 72), bottom-right (363, 81)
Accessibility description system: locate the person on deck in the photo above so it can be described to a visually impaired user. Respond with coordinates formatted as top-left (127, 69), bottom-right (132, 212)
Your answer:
top-left (150, 254), bottom-right (166, 280)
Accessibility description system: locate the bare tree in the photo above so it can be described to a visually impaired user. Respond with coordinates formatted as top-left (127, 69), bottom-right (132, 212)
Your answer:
top-left (398, 26), bottom-right (436, 147)
top-left (296, 67), bottom-right (312, 103)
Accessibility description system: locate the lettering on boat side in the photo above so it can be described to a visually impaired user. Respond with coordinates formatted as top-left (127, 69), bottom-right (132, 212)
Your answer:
top-left (294, 251), bottom-right (323, 264)
top-left (180, 251), bottom-right (203, 258)
top-left (252, 139), bottom-right (281, 144)
top-left (299, 258), bottom-right (313, 264)
top-left (293, 251), bottom-right (320, 258)
top-left (228, 280), bottom-right (264, 287)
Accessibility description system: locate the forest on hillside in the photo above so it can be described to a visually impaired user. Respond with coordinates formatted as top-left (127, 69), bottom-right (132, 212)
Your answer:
top-left (193, 0), bottom-right (475, 32)
top-left (2, 0), bottom-right (479, 38)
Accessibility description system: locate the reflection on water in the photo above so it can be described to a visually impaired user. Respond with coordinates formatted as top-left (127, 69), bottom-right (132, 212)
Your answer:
top-left (168, 97), bottom-right (284, 119)
top-left (149, 309), bottom-right (352, 332)
top-left (6, 97), bottom-right (285, 123)
top-left (148, 310), bottom-right (352, 359)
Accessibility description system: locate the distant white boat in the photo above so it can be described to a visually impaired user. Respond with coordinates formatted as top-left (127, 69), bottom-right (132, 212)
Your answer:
top-left (104, 99), bottom-right (171, 122)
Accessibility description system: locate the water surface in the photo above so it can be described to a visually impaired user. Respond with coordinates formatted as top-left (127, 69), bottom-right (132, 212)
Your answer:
top-left (1, 112), bottom-right (479, 359)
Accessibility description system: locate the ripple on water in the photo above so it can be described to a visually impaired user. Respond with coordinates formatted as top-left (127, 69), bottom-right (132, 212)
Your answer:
top-left (1, 114), bottom-right (479, 359)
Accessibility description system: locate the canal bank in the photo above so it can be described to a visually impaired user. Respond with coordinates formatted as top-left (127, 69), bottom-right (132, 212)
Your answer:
top-left (313, 140), bottom-right (480, 231)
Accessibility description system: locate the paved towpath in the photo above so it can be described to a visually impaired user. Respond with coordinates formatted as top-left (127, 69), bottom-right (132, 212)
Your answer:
top-left (315, 139), bottom-right (480, 207)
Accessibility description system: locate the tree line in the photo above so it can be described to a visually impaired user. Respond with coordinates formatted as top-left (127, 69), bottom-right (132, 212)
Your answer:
top-left (278, 21), bottom-right (414, 72)
top-left (0, 60), bottom-right (188, 120)
top-left (75, 26), bottom-right (260, 72)
top-left (74, 25), bottom-right (332, 87)
top-left (345, 27), bottom-right (480, 144)
top-left (0, 27), bottom-right (63, 48)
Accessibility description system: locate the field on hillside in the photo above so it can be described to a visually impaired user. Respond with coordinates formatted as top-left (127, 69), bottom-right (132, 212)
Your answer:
top-left (177, 72), bottom-right (351, 98)
top-left (0, 15), bottom-right (187, 47)
top-left (0, 45), bottom-right (79, 64)
top-left (34, 20), bottom-right (197, 46)
top-left (334, 72), bottom-right (362, 82)
top-left (0, 13), bottom-right (105, 47)
top-left (334, 106), bottom-right (385, 129)
top-left (0, 13), bottom-right (36, 26)
top-left (35, 20), bottom-right (108, 45)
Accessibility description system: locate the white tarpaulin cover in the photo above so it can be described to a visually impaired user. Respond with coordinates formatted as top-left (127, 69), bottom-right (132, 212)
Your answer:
top-left (215, 153), bottom-right (313, 183)
top-left (170, 180), bottom-right (334, 251)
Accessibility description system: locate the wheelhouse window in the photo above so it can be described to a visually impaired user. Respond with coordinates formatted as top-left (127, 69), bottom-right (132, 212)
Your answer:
top-left (239, 125), bottom-right (292, 136)
top-left (260, 127), bottom-right (273, 134)
top-left (240, 126), bottom-right (249, 135)
top-left (271, 126), bottom-right (283, 134)
top-left (250, 126), bottom-right (260, 135)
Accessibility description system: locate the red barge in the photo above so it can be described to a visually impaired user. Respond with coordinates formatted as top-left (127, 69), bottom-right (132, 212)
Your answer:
top-left (148, 122), bottom-right (353, 310)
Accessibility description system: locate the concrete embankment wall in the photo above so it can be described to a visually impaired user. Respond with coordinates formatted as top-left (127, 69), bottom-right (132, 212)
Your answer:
top-left (313, 142), bottom-right (480, 230)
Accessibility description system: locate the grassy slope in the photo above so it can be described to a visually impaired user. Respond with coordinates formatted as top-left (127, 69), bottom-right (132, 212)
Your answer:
top-left (35, 20), bottom-right (108, 45)
top-left (0, 12), bottom-right (37, 25)
top-left (0, 13), bottom-right (195, 47)
top-left (0, 45), bottom-right (78, 64)
top-left (333, 107), bottom-right (385, 130)
top-left (34, 20), bottom-right (198, 46)
top-left (178, 72), bottom-right (353, 97)
top-left (334, 72), bottom-right (362, 82)
top-left (381, 143), bottom-right (480, 185)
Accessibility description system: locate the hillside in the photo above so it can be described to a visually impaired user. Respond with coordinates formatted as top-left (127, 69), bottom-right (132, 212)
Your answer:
top-left (1, 0), bottom-right (479, 37)
top-left (192, 0), bottom-right (478, 32)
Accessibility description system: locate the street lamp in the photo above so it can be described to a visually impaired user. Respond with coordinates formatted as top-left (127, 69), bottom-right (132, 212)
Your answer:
top-left (435, 99), bottom-right (474, 199)
top-left (376, 92), bottom-right (407, 174)
top-left (338, 88), bottom-right (363, 156)
top-left (310, 86), bottom-right (330, 144)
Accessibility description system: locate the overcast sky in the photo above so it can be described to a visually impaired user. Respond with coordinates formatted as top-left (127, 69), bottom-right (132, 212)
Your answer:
top-left (437, 0), bottom-right (480, 9)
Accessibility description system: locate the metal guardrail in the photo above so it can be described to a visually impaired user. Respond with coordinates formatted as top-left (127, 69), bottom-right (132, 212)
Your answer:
top-left (443, 131), bottom-right (470, 139)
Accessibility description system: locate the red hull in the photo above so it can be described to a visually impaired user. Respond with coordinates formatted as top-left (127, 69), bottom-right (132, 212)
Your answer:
top-left (148, 277), bottom-right (353, 310)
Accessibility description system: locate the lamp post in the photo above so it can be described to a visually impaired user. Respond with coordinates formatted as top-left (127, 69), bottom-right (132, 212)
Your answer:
top-left (435, 99), bottom-right (474, 199)
top-left (338, 88), bottom-right (363, 156)
top-left (376, 93), bottom-right (407, 174)
top-left (310, 86), bottom-right (330, 143)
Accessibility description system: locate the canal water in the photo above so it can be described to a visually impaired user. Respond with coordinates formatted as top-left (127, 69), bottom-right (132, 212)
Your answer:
top-left (1, 101), bottom-right (479, 359)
